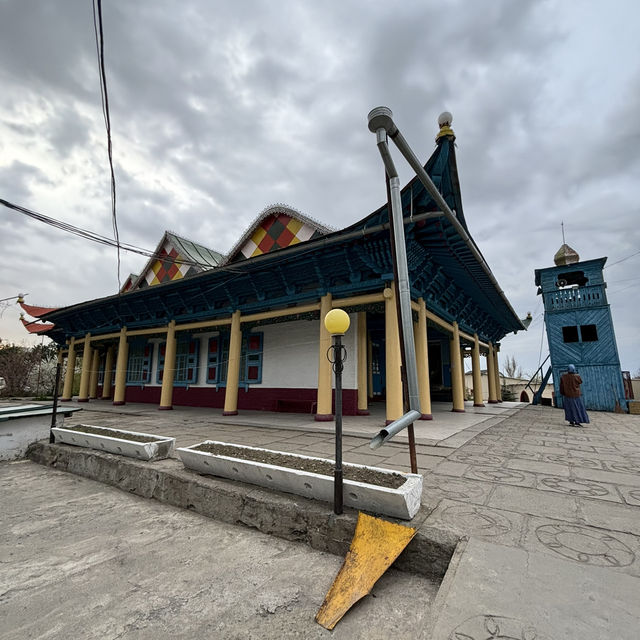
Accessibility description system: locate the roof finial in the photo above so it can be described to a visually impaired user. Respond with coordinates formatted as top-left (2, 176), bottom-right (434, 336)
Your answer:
top-left (436, 111), bottom-right (455, 142)
top-left (561, 221), bottom-right (566, 244)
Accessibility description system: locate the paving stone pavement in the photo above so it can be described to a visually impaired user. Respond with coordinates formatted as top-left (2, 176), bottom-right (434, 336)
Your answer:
top-left (12, 400), bottom-right (640, 637)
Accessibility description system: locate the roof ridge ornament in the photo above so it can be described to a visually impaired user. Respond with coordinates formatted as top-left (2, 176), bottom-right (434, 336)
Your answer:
top-left (436, 111), bottom-right (455, 142)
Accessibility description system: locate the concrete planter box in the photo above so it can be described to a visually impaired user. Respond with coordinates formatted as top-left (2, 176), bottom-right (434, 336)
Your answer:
top-left (52, 425), bottom-right (175, 461)
top-left (177, 440), bottom-right (423, 520)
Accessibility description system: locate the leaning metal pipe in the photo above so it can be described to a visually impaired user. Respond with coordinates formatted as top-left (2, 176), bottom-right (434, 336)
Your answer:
top-left (367, 107), bottom-right (523, 329)
top-left (374, 129), bottom-right (420, 413)
top-left (369, 409), bottom-right (422, 450)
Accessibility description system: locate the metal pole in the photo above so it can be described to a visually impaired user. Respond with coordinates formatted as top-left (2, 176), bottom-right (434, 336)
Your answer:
top-left (385, 173), bottom-right (419, 474)
top-left (333, 335), bottom-right (344, 515)
top-left (50, 362), bottom-right (61, 443)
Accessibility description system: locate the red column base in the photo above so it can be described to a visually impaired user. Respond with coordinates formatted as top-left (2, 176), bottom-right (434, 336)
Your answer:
top-left (452, 409), bottom-right (466, 413)
top-left (112, 401), bottom-right (126, 406)
top-left (77, 398), bottom-right (89, 403)
top-left (419, 413), bottom-right (433, 420)
top-left (60, 398), bottom-right (71, 402)
top-left (474, 403), bottom-right (486, 407)
top-left (356, 409), bottom-right (370, 416)
top-left (488, 400), bottom-right (499, 404)
top-left (315, 414), bottom-right (334, 422)
top-left (222, 410), bottom-right (238, 416)
top-left (158, 405), bottom-right (173, 411)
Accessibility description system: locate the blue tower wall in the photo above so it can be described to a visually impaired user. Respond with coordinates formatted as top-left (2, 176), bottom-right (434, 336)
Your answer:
top-left (535, 257), bottom-right (626, 412)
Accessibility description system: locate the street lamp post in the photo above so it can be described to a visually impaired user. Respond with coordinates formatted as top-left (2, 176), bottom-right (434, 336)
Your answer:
top-left (324, 308), bottom-right (351, 515)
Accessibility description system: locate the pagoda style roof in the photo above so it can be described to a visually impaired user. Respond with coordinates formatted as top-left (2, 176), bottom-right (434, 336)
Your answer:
top-left (225, 204), bottom-right (333, 263)
top-left (36, 123), bottom-right (523, 346)
top-left (126, 231), bottom-right (224, 291)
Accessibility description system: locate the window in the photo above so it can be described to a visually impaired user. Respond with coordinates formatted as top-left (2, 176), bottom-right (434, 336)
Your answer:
top-left (556, 271), bottom-right (588, 287)
top-left (562, 324), bottom-right (598, 343)
top-left (156, 337), bottom-right (199, 385)
top-left (580, 324), bottom-right (598, 342)
top-left (243, 332), bottom-right (263, 383)
top-left (127, 342), bottom-right (152, 384)
top-left (206, 331), bottom-right (263, 386)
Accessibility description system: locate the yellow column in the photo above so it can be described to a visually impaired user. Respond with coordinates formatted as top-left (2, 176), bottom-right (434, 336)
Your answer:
top-left (113, 327), bottom-right (129, 406)
top-left (315, 293), bottom-right (333, 421)
top-left (384, 284), bottom-right (403, 423)
top-left (367, 334), bottom-right (373, 400)
top-left (450, 322), bottom-right (465, 412)
top-left (223, 311), bottom-right (242, 416)
top-left (61, 337), bottom-right (76, 401)
top-left (472, 334), bottom-right (484, 407)
top-left (77, 334), bottom-right (92, 402)
top-left (415, 298), bottom-right (432, 419)
top-left (159, 321), bottom-right (176, 410)
top-left (494, 345), bottom-right (503, 402)
top-left (89, 348), bottom-right (100, 399)
top-left (356, 312), bottom-right (369, 415)
top-left (102, 345), bottom-right (115, 399)
top-left (487, 343), bottom-right (498, 403)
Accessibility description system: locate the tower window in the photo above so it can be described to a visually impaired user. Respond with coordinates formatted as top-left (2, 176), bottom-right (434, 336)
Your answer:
top-left (580, 324), bottom-right (598, 342)
top-left (557, 271), bottom-right (588, 287)
top-left (562, 326), bottom-right (579, 343)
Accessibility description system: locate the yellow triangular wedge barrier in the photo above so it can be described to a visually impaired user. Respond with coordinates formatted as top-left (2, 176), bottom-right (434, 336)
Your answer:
top-left (315, 512), bottom-right (417, 630)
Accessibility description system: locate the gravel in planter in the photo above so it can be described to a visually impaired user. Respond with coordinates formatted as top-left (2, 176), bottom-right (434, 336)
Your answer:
top-left (193, 442), bottom-right (406, 489)
top-left (62, 424), bottom-right (159, 443)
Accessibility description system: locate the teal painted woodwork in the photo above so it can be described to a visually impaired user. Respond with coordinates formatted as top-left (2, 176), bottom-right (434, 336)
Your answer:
top-left (535, 257), bottom-right (626, 411)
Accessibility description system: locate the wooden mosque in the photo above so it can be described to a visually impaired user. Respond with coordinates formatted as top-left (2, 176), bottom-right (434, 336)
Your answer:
top-left (535, 243), bottom-right (627, 411)
top-left (20, 115), bottom-right (526, 422)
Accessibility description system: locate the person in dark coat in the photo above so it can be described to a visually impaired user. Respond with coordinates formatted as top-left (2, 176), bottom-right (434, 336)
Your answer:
top-left (559, 364), bottom-right (590, 427)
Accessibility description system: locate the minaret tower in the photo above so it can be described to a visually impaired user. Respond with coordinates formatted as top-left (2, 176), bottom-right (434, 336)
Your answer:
top-left (535, 243), bottom-right (626, 411)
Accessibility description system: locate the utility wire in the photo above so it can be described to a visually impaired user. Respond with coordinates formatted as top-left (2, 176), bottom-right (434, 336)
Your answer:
top-left (605, 249), bottom-right (640, 269)
top-left (92, 0), bottom-right (121, 289)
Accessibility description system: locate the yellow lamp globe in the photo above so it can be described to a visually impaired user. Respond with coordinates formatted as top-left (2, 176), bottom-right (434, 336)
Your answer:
top-left (324, 308), bottom-right (350, 335)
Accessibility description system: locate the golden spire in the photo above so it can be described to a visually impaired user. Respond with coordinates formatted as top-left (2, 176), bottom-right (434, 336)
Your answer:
top-left (436, 111), bottom-right (455, 142)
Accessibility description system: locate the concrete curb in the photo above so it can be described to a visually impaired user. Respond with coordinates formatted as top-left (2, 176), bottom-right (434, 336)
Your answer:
top-left (27, 441), bottom-right (459, 581)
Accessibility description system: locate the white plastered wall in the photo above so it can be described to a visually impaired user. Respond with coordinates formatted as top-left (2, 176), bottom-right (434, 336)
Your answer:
top-left (256, 316), bottom-right (358, 390)
top-left (143, 314), bottom-right (359, 390)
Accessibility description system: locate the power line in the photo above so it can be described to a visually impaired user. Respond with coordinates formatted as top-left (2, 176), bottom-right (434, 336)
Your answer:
top-left (0, 198), bottom-right (207, 268)
top-left (605, 249), bottom-right (640, 269)
top-left (92, 0), bottom-right (121, 289)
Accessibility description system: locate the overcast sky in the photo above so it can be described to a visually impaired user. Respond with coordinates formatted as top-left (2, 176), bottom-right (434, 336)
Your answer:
top-left (1, 0), bottom-right (639, 378)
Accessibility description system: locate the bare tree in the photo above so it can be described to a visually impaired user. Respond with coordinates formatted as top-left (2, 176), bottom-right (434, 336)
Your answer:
top-left (502, 355), bottom-right (523, 379)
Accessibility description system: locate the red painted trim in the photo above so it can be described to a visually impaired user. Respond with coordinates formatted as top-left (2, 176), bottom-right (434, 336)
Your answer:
top-left (104, 386), bottom-right (360, 415)
top-left (60, 398), bottom-right (71, 402)
top-left (315, 414), bottom-right (334, 422)
top-left (158, 406), bottom-right (173, 411)
top-left (419, 413), bottom-right (433, 420)
top-left (452, 409), bottom-right (465, 413)
top-left (473, 403), bottom-right (486, 407)
top-left (113, 401), bottom-right (126, 406)
top-left (77, 399), bottom-right (89, 403)
top-left (488, 400), bottom-right (499, 404)
top-left (222, 410), bottom-right (238, 416)
top-left (356, 409), bottom-right (370, 416)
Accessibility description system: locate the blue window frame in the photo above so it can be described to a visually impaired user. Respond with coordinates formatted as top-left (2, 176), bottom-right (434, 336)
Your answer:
top-left (243, 332), bottom-right (263, 384)
top-left (156, 337), bottom-right (199, 386)
top-left (206, 331), bottom-right (263, 386)
top-left (127, 341), bottom-right (152, 385)
top-left (98, 352), bottom-right (116, 387)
